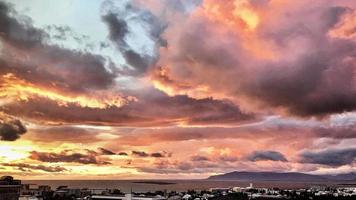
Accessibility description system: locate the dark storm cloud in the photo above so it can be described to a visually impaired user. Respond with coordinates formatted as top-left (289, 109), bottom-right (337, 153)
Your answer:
top-left (132, 151), bottom-right (149, 157)
top-left (0, 44), bottom-right (116, 93)
top-left (245, 40), bottom-right (356, 117)
top-left (247, 151), bottom-right (288, 162)
top-left (300, 148), bottom-right (356, 166)
top-left (29, 150), bottom-right (111, 165)
top-left (156, 1), bottom-right (356, 117)
top-left (133, 89), bottom-right (253, 125)
top-left (102, 1), bottom-right (166, 74)
top-left (118, 152), bottom-right (128, 156)
top-left (0, 117), bottom-right (26, 141)
top-left (1, 163), bottom-right (67, 173)
top-left (132, 151), bottom-right (168, 158)
top-left (0, 1), bottom-right (117, 94)
top-left (122, 50), bottom-right (152, 74)
top-left (1, 97), bottom-right (151, 126)
top-left (313, 125), bottom-right (356, 139)
top-left (250, 6), bottom-right (356, 117)
top-left (101, 12), bottom-right (128, 45)
top-left (104, 25), bottom-right (155, 75)
top-left (0, 2), bottom-right (46, 48)
top-left (1, 88), bottom-right (253, 126)
top-left (150, 152), bottom-right (165, 158)
top-left (98, 147), bottom-right (116, 155)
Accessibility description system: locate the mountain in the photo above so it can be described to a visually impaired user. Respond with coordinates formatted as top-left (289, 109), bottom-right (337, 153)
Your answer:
top-left (207, 171), bottom-right (355, 182)
top-left (321, 172), bottom-right (356, 181)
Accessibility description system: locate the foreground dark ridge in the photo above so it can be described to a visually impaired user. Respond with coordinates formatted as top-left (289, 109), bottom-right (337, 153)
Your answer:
top-left (207, 171), bottom-right (356, 182)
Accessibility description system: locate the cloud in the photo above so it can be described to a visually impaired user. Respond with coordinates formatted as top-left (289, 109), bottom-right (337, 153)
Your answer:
top-left (218, 156), bottom-right (239, 162)
top-left (101, 12), bottom-right (128, 45)
top-left (111, 118), bottom-right (309, 146)
top-left (247, 151), bottom-right (288, 162)
top-left (98, 147), bottom-right (116, 155)
top-left (1, 0), bottom-right (356, 178)
top-left (0, 2), bottom-right (45, 48)
top-left (136, 160), bottom-right (225, 175)
top-left (0, 1), bottom-right (254, 128)
top-left (29, 150), bottom-right (111, 165)
top-left (150, 152), bottom-right (165, 158)
top-left (191, 155), bottom-right (210, 162)
top-left (152, 0), bottom-right (356, 117)
top-left (313, 125), bottom-right (356, 139)
top-left (107, 116), bottom-right (356, 149)
top-left (102, 0), bottom-right (165, 75)
top-left (1, 163), bottom-right (67, 173)
top-left (24, 126), bottom-right (99, 143)
top-left (0, 1), bottom-right (131, 109)
top-left (300, 148), bottom-right (356, 166)
top-left (1, 88), bottom-right (253, 126)
top-left (132, 151), bottom-right (149, 157)
top-left (329, 9), bottom-right (356, 39)
top-left (131, 150), bottom-right (169, 158)
top-left (0, 113), bottom-right (26, 141)
top-left (118, 152), bottom-right (128, 156)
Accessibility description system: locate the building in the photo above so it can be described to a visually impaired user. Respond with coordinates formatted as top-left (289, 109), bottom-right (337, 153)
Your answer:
top-left (0, 176), bottom-right (21, 200)
top-left (18, 196), bottom-right (42, 200)
top-left (53, 186), bottom-right (82, 198)
top-left (90, 193), bottom-right (166, 200)
top-left (20, 184), bottom-right (52, 199)
top-left (208, 188), bottom-right (230, 194)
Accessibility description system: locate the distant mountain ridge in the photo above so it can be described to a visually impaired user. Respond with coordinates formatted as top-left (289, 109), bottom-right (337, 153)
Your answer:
top-left (207, 171), bottom-right (356, 182)
top-left (321, 172), bottom-right (356, 181)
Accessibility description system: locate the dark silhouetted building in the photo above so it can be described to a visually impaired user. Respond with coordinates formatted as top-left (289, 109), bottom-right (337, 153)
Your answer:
top-left (0, 176), bottom-right (21, 200)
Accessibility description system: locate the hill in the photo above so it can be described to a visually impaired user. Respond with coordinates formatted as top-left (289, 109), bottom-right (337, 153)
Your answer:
top-left (207, 171), bottom-right (331, 182)
top-left (321, 172), bottom-right (356, 181)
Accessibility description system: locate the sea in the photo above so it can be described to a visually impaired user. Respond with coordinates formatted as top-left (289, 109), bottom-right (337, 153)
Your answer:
top-left (21, 180), bottom-right (354, 193)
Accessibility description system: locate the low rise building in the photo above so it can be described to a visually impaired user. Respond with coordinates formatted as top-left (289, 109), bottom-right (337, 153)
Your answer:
top-left (90, 193), bottom-right (167, 200)
top-left (0, 176), bottom-right (21, 200)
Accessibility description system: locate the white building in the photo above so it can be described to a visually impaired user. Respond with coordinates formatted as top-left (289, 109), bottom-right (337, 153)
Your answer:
top-left (90, 193), bottom-right (166, 200)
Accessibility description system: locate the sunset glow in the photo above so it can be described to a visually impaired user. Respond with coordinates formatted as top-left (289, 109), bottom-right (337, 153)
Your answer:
top-left (0, 0), bottom-right (355, 180)
top-left (0, 73), bottom-right (132, 109)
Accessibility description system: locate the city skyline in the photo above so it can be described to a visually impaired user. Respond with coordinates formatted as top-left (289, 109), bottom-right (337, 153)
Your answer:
top-left (0, 0), bottom-right (355, 179)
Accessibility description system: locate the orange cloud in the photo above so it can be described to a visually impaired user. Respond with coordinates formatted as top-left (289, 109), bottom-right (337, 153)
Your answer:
top-left (329, 9), bottom-right (356, 39)
top-left (0, 73), bottom-right (135, 109)
top-left (199, 0), bottom-right (255, 30)
top-left (152, 0), bottom-right (356, 117)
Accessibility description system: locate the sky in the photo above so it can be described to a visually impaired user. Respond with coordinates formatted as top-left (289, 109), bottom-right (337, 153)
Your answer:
top-left (0, 0), bottom-right (355, 180)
